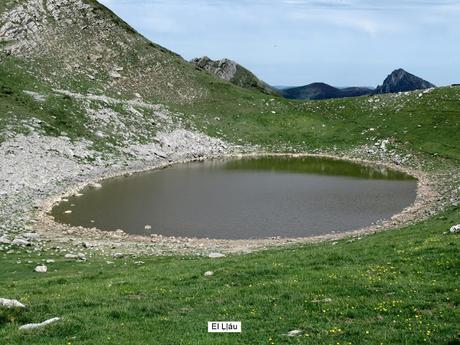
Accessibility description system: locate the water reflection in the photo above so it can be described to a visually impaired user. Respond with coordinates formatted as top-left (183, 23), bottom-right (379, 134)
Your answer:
top-left (51, 157), bottom-right (417, 240)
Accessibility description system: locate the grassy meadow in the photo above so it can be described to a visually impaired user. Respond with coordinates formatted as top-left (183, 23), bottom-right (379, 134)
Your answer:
top-left (0, 207), bottom-right (458, 345)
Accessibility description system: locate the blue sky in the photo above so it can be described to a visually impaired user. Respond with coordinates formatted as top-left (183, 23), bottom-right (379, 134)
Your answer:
top-left (99, 0), bottom-right (459, 87)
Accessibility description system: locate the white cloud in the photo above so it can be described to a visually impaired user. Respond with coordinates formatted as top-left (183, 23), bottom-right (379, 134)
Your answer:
top-left (288, 10), bottom-right (400, 37)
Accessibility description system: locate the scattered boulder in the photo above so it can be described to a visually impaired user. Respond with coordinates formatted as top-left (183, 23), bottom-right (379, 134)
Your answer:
top-left (22, 232), bottom-right (40, 241)
top-left (109, 71), bottom-right (121, 79)
top-left (64, 253), bottom-right (86, 260)
top-left (204, 271), bottom-right (214, 277)
top-left (0, 298), bottom-right (26, 308)
top-left (208, 252), bottom-right (225, 258)
top-left (34, 265), bottom-right (47, 273)
top-left (12, 238), bottom-right (30, 246)
top-left (19, 317), bottom-right (61, 331)
top-left (112, 252), bottom-right (124, 259)
top-left (286, 330), bottom-right (302, 337)
top-left (0, 236), bottom-right (11, 244)
top-left (450, 224), bottom-right (460, 234)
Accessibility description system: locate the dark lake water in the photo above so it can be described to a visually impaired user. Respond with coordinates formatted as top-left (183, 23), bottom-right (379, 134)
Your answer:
top-left (51, 156), bottom-right (417, 239)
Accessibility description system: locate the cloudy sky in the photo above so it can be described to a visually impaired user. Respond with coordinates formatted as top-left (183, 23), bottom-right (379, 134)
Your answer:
top-left (99, 0), bottom-right (459, 87)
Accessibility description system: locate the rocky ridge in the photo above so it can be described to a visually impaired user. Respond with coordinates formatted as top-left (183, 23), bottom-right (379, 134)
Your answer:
top-left (190, 56), bottom-right (277, 95)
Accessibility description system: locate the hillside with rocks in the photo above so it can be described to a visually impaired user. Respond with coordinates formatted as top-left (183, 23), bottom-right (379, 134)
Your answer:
top-left (0, 0), bottom-right (214, 103)
top-left (190, 56), bottom-right (278, 95)
top-left (0, 0), bottom-right (259, 151)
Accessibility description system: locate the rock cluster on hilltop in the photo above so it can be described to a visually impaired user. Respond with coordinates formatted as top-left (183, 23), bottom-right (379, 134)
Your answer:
top-left (374, 68), bottom-right (435, 94)
top-left (190, 56), bottom-right (278, 95)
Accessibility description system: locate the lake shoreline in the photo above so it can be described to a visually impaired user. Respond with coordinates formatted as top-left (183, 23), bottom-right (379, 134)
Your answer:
top-left (32, 151), bottom-right (441, 257)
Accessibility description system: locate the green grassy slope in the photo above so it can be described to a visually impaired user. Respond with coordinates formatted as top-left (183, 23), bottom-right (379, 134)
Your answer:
top-left (172, 85), bottom-right (460, 161)
top-left (0, 207), bottom-right (458, 345)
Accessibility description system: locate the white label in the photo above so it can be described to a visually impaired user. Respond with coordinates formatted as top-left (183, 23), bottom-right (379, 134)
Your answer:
top-left (208, 321), bottom-right (241, 333)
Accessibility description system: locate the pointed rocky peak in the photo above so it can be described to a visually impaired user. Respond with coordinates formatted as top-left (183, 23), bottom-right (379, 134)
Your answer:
top-left (375, 69), bottom-right (435, 94)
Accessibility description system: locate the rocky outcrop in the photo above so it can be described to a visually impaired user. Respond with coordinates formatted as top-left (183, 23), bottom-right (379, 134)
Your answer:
top-left (190, 56), bottom-right (278, 95)
top-left (0, 0), bottom-right (93, 56)
top-left (375, 69), bottom-right (435, 94)
top-left (191, 57), bottom-right (237, 82)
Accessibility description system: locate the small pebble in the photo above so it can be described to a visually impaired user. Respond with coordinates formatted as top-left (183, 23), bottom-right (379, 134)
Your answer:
top-left (208, 252), bottom-right (225, 258)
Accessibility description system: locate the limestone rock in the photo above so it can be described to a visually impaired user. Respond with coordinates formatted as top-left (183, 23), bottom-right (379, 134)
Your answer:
top-left (450, 224), bottom-right (460, 234)
top-left (0, 298), bottom-right (26, 308)
top-left (286, 330), bottom-right (302, 337)
top-left (19, 317), bottom-right (61, 331)
top-left (208, 252), bottom-right (225, 258)
top-left (190, 56), bottom-right (277, 95)
top-left (0, 236), bottom-right (11, 244)
top-left (12, 238), bottom-right (31, 246)
top-left (34, 265), bottom-right (47, 273)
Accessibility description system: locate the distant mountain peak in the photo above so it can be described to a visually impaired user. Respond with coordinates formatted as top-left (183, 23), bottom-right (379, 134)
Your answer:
top-left (375, 69), bottom-right (435, 94)
top-left (279, 83), bottom-right (373, 100)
